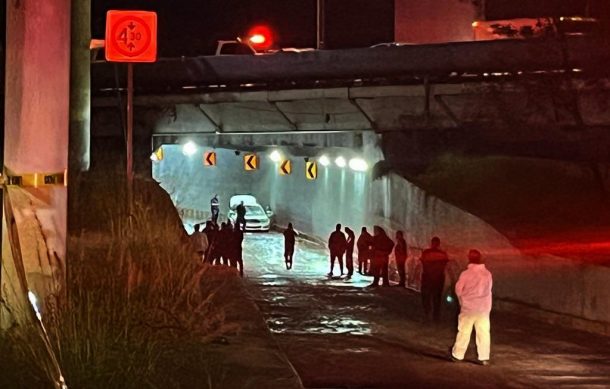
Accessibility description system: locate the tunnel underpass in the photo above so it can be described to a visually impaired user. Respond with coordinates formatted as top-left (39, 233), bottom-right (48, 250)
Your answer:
top-left (151, 134), bottom-right (382, 238)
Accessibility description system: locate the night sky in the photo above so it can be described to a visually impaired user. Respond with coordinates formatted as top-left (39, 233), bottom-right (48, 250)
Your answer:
top-left (92, 0), bottom-right (395, 57)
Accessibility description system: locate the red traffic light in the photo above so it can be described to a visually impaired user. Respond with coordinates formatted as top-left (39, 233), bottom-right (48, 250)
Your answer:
top-left (246, 25), bottom-right (274, 50)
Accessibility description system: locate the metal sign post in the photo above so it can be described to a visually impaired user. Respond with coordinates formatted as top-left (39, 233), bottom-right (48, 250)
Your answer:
top-left (317, 0), bottom-right (325, 50)
top-left (105, 10), bottom-right (157, 218)
top-left (126, 62), bottom-right (134, 216)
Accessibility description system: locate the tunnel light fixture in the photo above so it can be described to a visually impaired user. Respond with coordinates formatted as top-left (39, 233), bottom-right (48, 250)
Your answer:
top-left (319, 155), bottom-right (330, 166)
top-left (269, 150), bottom-right (282, 162)
top-left (349, 157), bottom-right (369, 172)
top-left (335, 156), bottom-right (347, 168)
top-left (182, 141), bottom-right (198, 156)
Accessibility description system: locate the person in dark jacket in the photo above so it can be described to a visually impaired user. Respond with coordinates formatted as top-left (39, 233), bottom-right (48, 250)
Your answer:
top-left (204, 221), bottom-right (219, 265)
top-left (235, 201), bottom-right (247, 231)
top-left (218, 222), bottom-right (232, 266)
top-left (357, 227), bottom-right (373, 275)
top-left (394, 230), bottom-right (408, 287)
top-left (283, 223), bottom-right (297, 270)
top-left (345, 227), bottom-right (356, 279)
top-left (420, 236), bottom-right (449, 322)
top-left (370, 226), bottom-right (394, 287)
top-left (328, 224), bottom-right (347, 277)
top-left (231, 227), bottom-right (244, 277)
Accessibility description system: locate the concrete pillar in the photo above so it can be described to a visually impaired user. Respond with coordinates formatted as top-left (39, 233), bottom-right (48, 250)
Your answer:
top-left (1, 0), bottom-right (70, 327)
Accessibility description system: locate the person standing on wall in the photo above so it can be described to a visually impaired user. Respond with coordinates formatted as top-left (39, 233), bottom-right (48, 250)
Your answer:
top-left (370, 226), bottom-right (394, 287)
top-left (357, 227), bottom-right (373, 275)
top-left (394, 230), bottom-right (408, 287)
top-left (328, 224), bottom-right (347, 277)
top-left (345, 227), bottom-right (356, 279)
top-left (210, 194), bottom-right (220, 224)
top-left (236, 201), bottom-right (247, 231)
top-left (420, 236), bottom-right (449, 323)
top-left (450, 249), bottom-right (493, 366)
top-left (283, 223), bottom-right (298, 270)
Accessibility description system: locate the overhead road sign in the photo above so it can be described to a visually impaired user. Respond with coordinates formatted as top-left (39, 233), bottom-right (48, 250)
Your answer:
top-left (280, 160), bottom-right (292, 175)
top-left (204, 152), bottom-right (217, 166)
top-left (105, 10), bottom-right (157, 63)
top-left (306, 161), bottom-right (318, 180)
top-left (244, 154), bottom-right (259, 171)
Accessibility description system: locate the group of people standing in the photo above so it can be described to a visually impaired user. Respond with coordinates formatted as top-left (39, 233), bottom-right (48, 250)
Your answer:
top-left (323, 224), bottom-right (408, 287)
top-left (190, 219), bottom-right (245, 277)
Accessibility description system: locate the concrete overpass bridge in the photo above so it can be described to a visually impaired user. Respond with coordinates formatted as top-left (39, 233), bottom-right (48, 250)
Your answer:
top-left (90, 36), bottom-right (610, 167)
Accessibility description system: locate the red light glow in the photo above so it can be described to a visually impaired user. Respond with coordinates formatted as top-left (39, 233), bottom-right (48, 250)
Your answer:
top-left (249, 34), bottom-right (266, 45)
top-left (247, 25), bottom-right (274, 50)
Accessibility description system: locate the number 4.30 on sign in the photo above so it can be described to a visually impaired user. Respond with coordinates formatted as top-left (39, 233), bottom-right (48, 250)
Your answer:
top-left (105, 10), bottom-right (158, 63)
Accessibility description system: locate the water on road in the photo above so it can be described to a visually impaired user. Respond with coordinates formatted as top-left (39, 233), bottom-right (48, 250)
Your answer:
top-left (242, 232), bottom-right (610, 388)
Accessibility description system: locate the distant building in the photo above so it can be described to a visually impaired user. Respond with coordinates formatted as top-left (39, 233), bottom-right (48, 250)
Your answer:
top-left (394, 0), bottom-right (601, 44)
top-left (395, 0), bottom-right (477, 44)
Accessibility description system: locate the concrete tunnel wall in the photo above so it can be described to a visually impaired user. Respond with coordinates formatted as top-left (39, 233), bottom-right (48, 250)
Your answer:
top-left (152, 137), bottom-right (610, 326)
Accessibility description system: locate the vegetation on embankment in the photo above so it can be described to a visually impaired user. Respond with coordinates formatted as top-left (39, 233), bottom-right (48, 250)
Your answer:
top-left (412, 153), bottom-right (610, 263)
top-left (0, 172), bottom-right (236, 388)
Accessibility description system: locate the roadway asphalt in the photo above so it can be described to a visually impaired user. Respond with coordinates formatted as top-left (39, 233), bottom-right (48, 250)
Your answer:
top-left (242, 232), bottom-right (610, 389)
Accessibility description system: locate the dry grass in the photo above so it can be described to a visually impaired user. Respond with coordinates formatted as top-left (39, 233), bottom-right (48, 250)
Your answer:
top-left (0, 174), bottom-right (237, 388)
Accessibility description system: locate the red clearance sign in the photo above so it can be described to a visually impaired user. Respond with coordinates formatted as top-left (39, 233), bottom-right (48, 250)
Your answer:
top-left (105, 10), bottom-right (157, 63)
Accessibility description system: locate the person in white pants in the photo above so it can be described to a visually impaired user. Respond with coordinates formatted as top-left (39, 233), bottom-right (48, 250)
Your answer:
top-left (451, 249), bottom-right (493, 365)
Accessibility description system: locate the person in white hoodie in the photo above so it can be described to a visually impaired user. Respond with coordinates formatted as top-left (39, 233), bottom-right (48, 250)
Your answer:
top-left (451, 249), bottom-right (493, 365)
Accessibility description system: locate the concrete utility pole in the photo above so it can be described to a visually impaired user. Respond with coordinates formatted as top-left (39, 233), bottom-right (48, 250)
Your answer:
top-left (1, 0), bottom-right (70, 330)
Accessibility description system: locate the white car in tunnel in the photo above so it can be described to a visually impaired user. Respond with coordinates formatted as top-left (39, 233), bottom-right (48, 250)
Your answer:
top-left (227, 195), bottom-right (273, 232)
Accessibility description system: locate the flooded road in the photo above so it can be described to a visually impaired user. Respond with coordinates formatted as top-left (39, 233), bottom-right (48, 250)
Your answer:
top-left (242, 232), bottom-right (610, 388)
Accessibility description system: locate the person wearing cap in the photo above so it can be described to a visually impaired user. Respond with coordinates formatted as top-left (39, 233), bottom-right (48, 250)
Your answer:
top-left (450, 249), bottom-right (493, 366)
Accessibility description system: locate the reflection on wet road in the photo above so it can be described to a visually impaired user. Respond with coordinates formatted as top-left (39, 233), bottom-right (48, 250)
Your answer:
top-left (243, 232), bottom-right (380, 337)
top-left (242, 232), bottom-right (610, 388)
